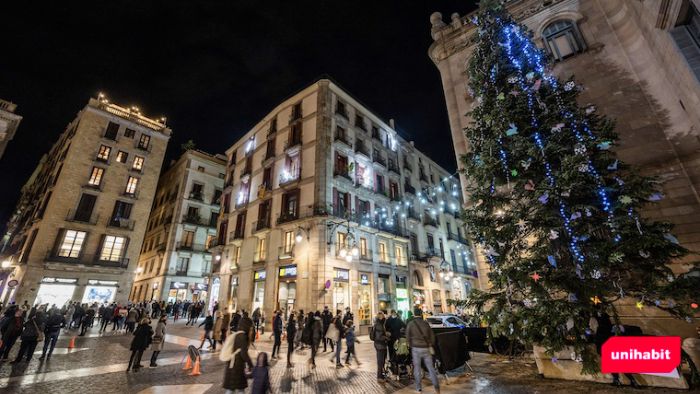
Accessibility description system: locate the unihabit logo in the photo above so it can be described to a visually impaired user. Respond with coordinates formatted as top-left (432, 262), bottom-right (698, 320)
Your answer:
top-left (610, 348), bottom-right (671, 360)
top-left (602, 336), bottom-right (680, 374)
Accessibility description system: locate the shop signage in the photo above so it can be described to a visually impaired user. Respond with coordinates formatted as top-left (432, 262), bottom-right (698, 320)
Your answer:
top-left (378, 293), bottom-right (391, 301)
top-left (254, 270), bottom-right (267, 281)
top-left (193, 283), bottom-right (208, 291)
top-left (279, 265), bottom-right (297, 278)
top-left (170, 281), bottom-right (187, 289)
top-left (334, 268), bottom-right (349, 282)
top-left (7, 280), bottom-right (18, 288)
top-left (87, 280), bottom-right (118, 286)
top-left (360, 274), bottom-right (369, 285)
top-left (41, 277), bottom-right (78, 284)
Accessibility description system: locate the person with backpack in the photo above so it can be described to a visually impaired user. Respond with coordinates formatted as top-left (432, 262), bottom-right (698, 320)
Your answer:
top-left (371, 311), bottom-right (390, 381)
top-left (406, 306), bottom-right (440, 393)
top-left (286, 312), bottom-right (297, 368)
top-left (221, 322), bottom-right (254, 393)
top-left (344, 319), bottom-right (361, 366)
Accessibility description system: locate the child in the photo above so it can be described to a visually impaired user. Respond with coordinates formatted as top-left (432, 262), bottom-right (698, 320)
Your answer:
top-left (344, 320), bottom-right (361, 366)
top-left (251, 352), bottom-right (271, 394)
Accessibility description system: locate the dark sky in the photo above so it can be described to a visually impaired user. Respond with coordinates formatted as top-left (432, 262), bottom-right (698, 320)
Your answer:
top-left (0, 0), bottom-right (477, 226)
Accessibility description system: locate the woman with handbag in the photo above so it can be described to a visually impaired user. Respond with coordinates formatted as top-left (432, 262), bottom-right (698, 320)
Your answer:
top-left (11, 310), bottom-right (46, 363)
top-left (149, 315), bottom-right (167, 367)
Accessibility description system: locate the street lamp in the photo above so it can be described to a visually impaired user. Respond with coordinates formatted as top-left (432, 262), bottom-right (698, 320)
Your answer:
top-left (295, 226), bottom-right (311, 244)
top-left (1, 260), bottom-right (12, 269)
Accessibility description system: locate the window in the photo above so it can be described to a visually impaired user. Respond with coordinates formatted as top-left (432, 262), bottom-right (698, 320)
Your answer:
top-left (88, 167), bottom-right (104, 186)
top-left (190, 183), bottom-right (203, 200)
top-left (413, 270), bottom-right (424, 287)
top-left (197, 166), bottom-right (205, 172)
top-left (389, 181), bottom-right (399, 199)
top-left (74, 193), bottom-right (97, 223)
top-left (96, 145), bottom-right (111, 162)
top-left (337, 232), bottom-right (347, 250)
top-left (379, 242), bottom-right (388, 262)
top-left (439, 238), bottom-right (445, 258)
top-left (291, 102), bottom-right (302, 121)
top-left (257, 200), bottom-right (271, 229)
top-left (110, 200), bottom-right (133, 226)
top-left (256, 238), bottom-right (267, 261)
top-left (283, 231), bottom-right (294, 254)
top-left (262, 167), bottom-right (273, 190)
top-left (209, 211), bottom-right (218, 227)
top-left (378, 275), bottom-right (390, 294)
top-left (181, 230), bottom-right (194, 247)
top-left (427, 233), bottom-right (435, 254)
top-left (124, 128), bottom-right (135, 138)
top-left (375, 174), bottom-right (385, 194)
top-left (396, 245), bottom-right (406, 266)
top-left (125, 176), bottom-right (139, 195)
top-left (104, 122), bottom-right (119, 140)
top-left (234, 211), bottom-right (246, 238)
top-left (336, 101), bottom-right (347, 117)
top-left (186, 206), bottom-right (199, 219)
top-left (137, 134), bottom-right (151, 150)
top-left (132, 156), bottom-right (144, 171)
top-left (450, 249), bottom-right (458, 272)
top-left (213, 189), bottom-right (223, 205)
top-left (176, 257), bottom-right (190, 274)
top-left (280, 189), bottom-right (300, 221)
top-left (335, 126), bottom-right (346, 142)
top-left (58, 230), bottom-right (87, 258)
top-left (100, 235), bottom-right (126, 261)
top-left (205, 234), bottom-right (215, 249)
top-left (334, 153), bottom-right (348, 177)
top-left (543, 20), bottom-right (585, 61)
top-left (359, 237), bottom-right (368, 258)
top-left (355, 114), bottom-right (365, 131)
top-left (269, 117), bottom-right (277, 133)
top-left (671, 4), bottom-right (700, 80)
top-left (116, 151), bottom-right (128, 163)
top-left (289, 122), bottom-right (302, 146)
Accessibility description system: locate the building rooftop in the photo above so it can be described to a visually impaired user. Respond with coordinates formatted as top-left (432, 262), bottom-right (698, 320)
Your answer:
top-left (89, 94), bottom-right (170, 134)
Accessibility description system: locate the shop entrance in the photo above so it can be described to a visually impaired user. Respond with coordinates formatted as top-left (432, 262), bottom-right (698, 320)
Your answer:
top-left (36, 278), bottom-right (78, 307)
top-left (277, 265), bottom-right (297, 320)
top-left (209, 278), bottom-right (220, 313)
top-left (358, 273), bottom-right (372, 326)
top-left (252, 269), bottom-right (266, 313)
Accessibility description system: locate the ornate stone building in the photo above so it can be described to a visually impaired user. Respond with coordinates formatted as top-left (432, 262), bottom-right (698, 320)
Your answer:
top-left (0, 96), bottom-right (171, 306)
top-left (210, 79), bottom-right (476, 332)
top-left (429, 0), bottom-right (700, 336)
top-left (0, 99), bottom-right (22, 160)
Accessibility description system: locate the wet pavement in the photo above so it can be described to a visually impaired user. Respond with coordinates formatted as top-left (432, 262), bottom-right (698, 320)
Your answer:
top-left (0, 318), bottom-right (689, 393)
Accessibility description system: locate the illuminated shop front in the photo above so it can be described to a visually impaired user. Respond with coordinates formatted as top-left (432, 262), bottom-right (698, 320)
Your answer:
top-left (277, 265), bottom-right (297, 319)
top-left (332, 268), bottom-right (350, 311)
top-left (358, 273), bottom-right (372, 326)
top-left (252, 269), bottom-right (266, 312)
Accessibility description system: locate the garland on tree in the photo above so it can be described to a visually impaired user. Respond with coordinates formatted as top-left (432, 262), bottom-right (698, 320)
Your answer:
top-left (455, 2), bottom-right (699, 373)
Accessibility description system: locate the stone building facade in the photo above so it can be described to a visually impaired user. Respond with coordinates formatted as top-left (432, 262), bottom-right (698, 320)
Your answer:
top-left (0, 96), bottom-right (171, 306)
top-left (129, 149), bottom-right (226, 305)
top-left (429, 0), bottom-right (700, 336)
top-left (210, 79), bottom-right (476, 332)
top-left (0, 98), bottom-right (22, 160)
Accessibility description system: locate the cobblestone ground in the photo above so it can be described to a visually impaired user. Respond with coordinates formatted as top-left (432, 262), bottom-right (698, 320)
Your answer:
top-left (0, 319), bottom-right (688, 393)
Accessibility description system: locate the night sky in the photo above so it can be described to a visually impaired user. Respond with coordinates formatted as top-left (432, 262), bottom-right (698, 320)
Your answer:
top-left (0, 0), bottom-right (477, 227)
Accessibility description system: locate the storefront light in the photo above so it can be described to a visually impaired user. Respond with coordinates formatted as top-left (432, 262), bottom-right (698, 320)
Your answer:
top-left (295, 230), bottom-right (304, 243)
top-left (1, 260), bottom-right (12, 268)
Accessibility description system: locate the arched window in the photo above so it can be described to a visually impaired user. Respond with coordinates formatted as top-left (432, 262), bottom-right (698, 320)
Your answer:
top-left (412, 270), bottom-right (423, 287)
top-left (543, 20), bottom-right (586, 61)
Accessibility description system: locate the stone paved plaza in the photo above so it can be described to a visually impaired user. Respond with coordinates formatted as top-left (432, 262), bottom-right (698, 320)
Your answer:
top-left (0, 318), bottom-right (686, 393)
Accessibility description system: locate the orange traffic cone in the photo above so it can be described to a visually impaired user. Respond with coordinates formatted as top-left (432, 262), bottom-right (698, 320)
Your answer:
top-left (189, 356), bottom-right (202, 376)
top-left (255, 330), bottom-right (260, 340)
top-left (183, 356), bottom-right (192, 370)
top-left (68, 336), bottom-right (76, 349)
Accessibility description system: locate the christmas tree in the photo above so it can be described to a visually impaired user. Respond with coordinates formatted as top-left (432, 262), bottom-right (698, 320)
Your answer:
top-left (458, 3), bottom-right (699, 373)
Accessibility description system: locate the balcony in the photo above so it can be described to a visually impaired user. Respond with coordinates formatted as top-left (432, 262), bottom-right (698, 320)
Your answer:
top-left (253, 218), bottom-right (271, 232)
top-left (405, 183), bottom-right (417, 196)
top-left (355, 142), bottom-right (370, 158)
top-left (419, 172), bottom-right (429, 183)
top-left (388, 161), bottom-right (400, 174)
top-left (373, 155), bottom-right (386, 167)
top-left (241, 165), bottom-right (252, 178)
top-left (278, 170), bottom-right (300, 187)
top-left (182, 214), bottom-right (216, 228)
top-left (231, 229), bottom-right (245, 240)
top-left (333, 170), bottom-right (353, 183)
top-left (331, 205), bottom-right (350, 219)
top-left (423, 215), bottom-right (439, 228)
top-left (447, 231), bottom-right (459, 242)
top-left (189, 191), bottom-right (203, 201)
top-left (403, 160), bottom-right (413, 172)
top-left (277, 206), bottom-right (315, 225)
top-left (285, 138), bottom-right (302, 152)
top-left (45, 251), bottom-right (129, 269)
top-left (278, 245), bottom-right (294, 260)
top-left (175, 242), bottom-right (209, 253)
top-left (175, 269), bottom-right (188, 276)
top-left (136, 143), bottom-right (152, 153)
top-left (359, 249), bottom-right (373, 262)
top-left (334, 134), bottom-right (351, 147)
top-left (66, 209), bottom-right (99, 225)
top-left (371, 128), bottom-right (381, 141)
top-left (108, 217), bottom-right (135, 230)
top-left (336, 107), bottom-right (348, 119)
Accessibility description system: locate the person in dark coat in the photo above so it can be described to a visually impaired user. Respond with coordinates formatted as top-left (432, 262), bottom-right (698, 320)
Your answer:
top-left (40, 308), bottom-right (65, 360)
top-left (80, 307), bottom-right (96, 336)
top-left (342, 307), bottom-right (354, 326)
top-left (286, 312), bottom-right (297, 368)
top-left (271, 310), bottom-right (283, 359)
top-left (198, 313), bottom-right (215, 350)
top-left (222, 327), bottom-right (254, 392)
top-left (0, 309), bottom-right (25, 360)
top-left (251, 352), bottom-right (271, 394)
top-left (239, 311), bottom-right (254, 344)
top-left (386, 310), bottom-right (406, 363)
top-left (321, 306), bottom-right (333, 352)
top-left (230, 310), bottom-right (241, 332)
top-left (127, 318), bottom-right (153, 372)
top-left (371, 311), bottom-right (389, 381)
top-left (12, 310), bottom-right (45, 363)
top-left (306, 311), bottom-right (323, 368)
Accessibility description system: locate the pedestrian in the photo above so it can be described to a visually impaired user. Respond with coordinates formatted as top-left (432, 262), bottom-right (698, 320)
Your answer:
top-left (386, 310), bottom-right (405, 364)
top-left (304, 311), bottom-right (322, 368)
top-left (126, 306), bottom-right (138, 333)
top-left (371, 311), bottom-right (389, 381)
top-left (186, 303), bottom-right (195, 326)
top-left (221, 319), bottom-right (254, 393)
top-left (221, 312), bottom-right (231, 343)
top-left (295, 309), bottom-right (305, 349)
top-left (251, 352), bottom-right (271, 394)
top-left (11, 309), bottom-right (45, 363)
top-left (344, 319), bottom-right (361, 366)
top-left (252, 307), bottom-right (261, 336)
top-left (342, 307), bottom-right (354, 326)
top-left (286, 312), bottom-right (297, 368)
top-left (213, 311), bottom-right (224, 349)
top-left (99, 304), bottom-right (113, 332)
top-left (198, 312), bottom-right (215, 350)
top-left (321, 306), bottom-right (333, 352)
top-left (328, 310), bottom-right (345, 368)
top-left (127, 318), bottom-right (153, 372)
top-left (271, 310), bottom-right (283, 359)
top-left (149, 315), bottom-right (167, 367)
top-left (406, 307), bottom-right (439, 393)
top-left (240, 311), bottom-right (254, 344)
top-left (40, 308), bottom-right (65, 360)
top-left (230, 310), bottom-right (241, 332)
top-left (0, 309), bottom-right (25, 360)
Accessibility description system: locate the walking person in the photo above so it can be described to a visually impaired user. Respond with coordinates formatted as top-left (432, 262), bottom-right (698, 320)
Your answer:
top-left (328, 311), bottom-right (345, 368)
top-left (251, 352), bottom-right (271, 394)
top-left (286, 312), bottom-right (297, 368)
top-left (406, 307), bottom-right (440, 393)
top-left (271, 310), bottom-right (283, 359)
top-left (198, 312), bottom-right (215, 350)
top-left (221, 312), bottom-right (231, 343)
top-left (371, 311), bottom-right (390, 381)
top-left (344, 319), bottom-right (361, 366)
top-left (12, 309), bottom-right (45, 363)
top-left (99, 304), bottom-right (113, 333)
top-left (0, 309), bottom-right (25, 361)
top-left (127, 318), bottom-right (153, 372)
top-left (221, 320), bottom-right (254, 393)
top-left (40, 308), bottom-right (66, 360)
top-left (252, 307), bottom-right (261, 337)
top-left (304, 311), bottom-right (322, 368)
top-left (321, 306), bottom-right (333, 352)
top-left (295, 309), bottom-right (305, 350)
top-left (213, 311), bottom-right (224, 350)
top-left (149, 315), bottom-right (167, 367)
top-left (126, 306), bottom-right (138, 333)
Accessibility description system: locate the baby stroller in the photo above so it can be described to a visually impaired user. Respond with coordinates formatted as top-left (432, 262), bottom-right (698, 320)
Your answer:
top-left (388, 329), bottom-right (412, 381)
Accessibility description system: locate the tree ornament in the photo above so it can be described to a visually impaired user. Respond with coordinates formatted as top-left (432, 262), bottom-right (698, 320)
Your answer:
top-left (596, 141), bottom-right (611, 150)
top-left (639, 250), bottom-right (650, 258)
top-left (507, 76), bottom-right (518, 84)
top-left (551, 123), bottom-right (565, 133)
top-left (538, 193), bottom-right (549, 204)
top-left (619, 195), bottom-right (632, 205)
top-left (505, 123), bottom-right (518, 136)
top-left (525, 71), bottom-right (535, 80)
top-left (636, 301), bottom-right (644, 310)
top-left (566, 318), bottom-right (574, 331)
top-left (524, 180), bottom-right (535, 191)
top-left (532, 79), bottom-right (542, 91)
top-left (663, 233), bottom-right (680, 245)
top-left (530, 272), bottom-right (541, 282)
top-left (577, 163), bottom-right (589, 172)
top-left (570, 211), bottom-right (581, 220)
top-left (520, 159), bottom-right (531, 170)
top-left (516, 219), bottom-right (528, 229)
top-left (511, 169), bottom-right (518, 177)
top-left (568, 293), bottom-right (578, 302)
top-left (648, 193), bottom-right (663, 201)
top-left (574, 144), bottom-right (586, 155)
top-left (549, 230), bottom-right (559, 240)
top-left (497, 92), bottom-right (505, 100)
top-left (590, 296), bottom-right (602, 305)
top-left (691, 303), bottom-right (698, 309)
top-left (591, 270), bottom-right (601, 279)
top-left (547, 255), bottom-right (557, 268)
top-left (585, 105), bottom-right (596, 114)
top-left (607, 160), bottom-right (618, 171)
top-left (608, 252), bottom-right (624, 263)
top-left (564, 81), bottom-right (576, 91)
